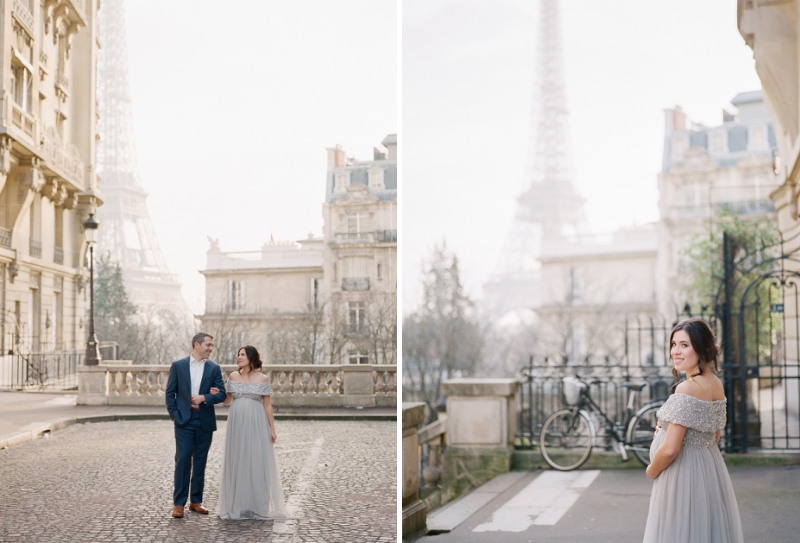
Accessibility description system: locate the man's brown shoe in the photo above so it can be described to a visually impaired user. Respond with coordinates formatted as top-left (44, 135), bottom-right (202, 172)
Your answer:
top-left (189, 503), bottom-right (209, 514)
top-left (172, 505), bottom-right (184, 518)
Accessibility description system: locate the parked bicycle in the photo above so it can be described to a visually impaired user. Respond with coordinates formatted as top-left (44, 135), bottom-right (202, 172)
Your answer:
top-left (539, 376), bottom-right (664, 471)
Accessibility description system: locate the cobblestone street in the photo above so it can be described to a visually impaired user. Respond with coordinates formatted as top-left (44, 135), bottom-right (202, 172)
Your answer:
top-left (0, 419), bottom-right (396, 543)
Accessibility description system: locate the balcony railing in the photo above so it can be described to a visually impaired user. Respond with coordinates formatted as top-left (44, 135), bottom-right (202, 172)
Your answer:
top-left (29, 239), bottom-right (41, 258)
top-left (12, 0), bottom-right (34, 35)
top-left (206, 248), bottom-right (323, 271)
top-left (41, 127), bottom-right (85, 187)
top-left (54, 246), bottom-right (64, 264)
top-left (0, 227), bottom-right (10, 248)
top-left (334, 230), bottom-right (398, 244)
top-left (342, 277), bottom-right (370, 291)
top-left (55, 70), bottom-right (69, 93)
top-left (11, 103), bottom-right (35, 140)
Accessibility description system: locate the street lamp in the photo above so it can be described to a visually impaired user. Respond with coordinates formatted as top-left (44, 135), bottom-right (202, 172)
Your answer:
top-left (84, 213), bottom-right (100, 366)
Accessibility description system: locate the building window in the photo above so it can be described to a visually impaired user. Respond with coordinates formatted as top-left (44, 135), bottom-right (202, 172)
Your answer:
top-left (368, 167), bottom-right (385, 189)
top-left (710, 131), bottom-right (726, 154)
top-left (309, 278), bottom-right (319, 308)
top-left (346, 213), bottom-right (362, 235)
top-left (348, 351), bottom-right (369, 364)
top-left (750, 125), bottom-right (767, 151)
top-left (228, 280), bottom-right (244, 312)
top-left (11, 65), bottom-right (32, 114)
top-left (335, 171), bottom-right (350, 191)
top-left (377, 263), bottom-right (382, 280)
top-left (348, 301), bottom-right (366, 333)
top-left (671, 134), bottom-right (687, 161)
top-left (54, 291), bottom-right (63, 350)
top-left (566, 267), bottom-right (583, 305)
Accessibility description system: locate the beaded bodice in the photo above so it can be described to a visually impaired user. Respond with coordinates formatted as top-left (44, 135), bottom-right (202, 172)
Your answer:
top-left (227, 380), bottom-right (273, 401)
top-left (657, 393), bottom-right (726, 449)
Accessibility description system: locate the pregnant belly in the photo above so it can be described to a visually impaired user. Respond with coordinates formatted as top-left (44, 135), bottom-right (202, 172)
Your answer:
top-left (650, 426), bottom-right (667, 459)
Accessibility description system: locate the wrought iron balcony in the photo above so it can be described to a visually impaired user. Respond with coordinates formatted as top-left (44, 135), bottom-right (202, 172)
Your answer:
top-left (342, 277), bottom-right (370, 291)
top-left (334, 230), bottom-right (397, 244)
top-left (29, 239), bottom-right (41, 258)
top-left (54, 246), bottom-right (64, 264)
top-left (0, 227), bottom-right (11, 248)
top-left (55, 70), bottom-right (70, 93)
top-left (376, 230), bottom-right (397, 242)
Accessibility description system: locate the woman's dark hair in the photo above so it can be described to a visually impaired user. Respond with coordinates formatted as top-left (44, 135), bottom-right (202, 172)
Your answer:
top-left (237, 345), bottom-right (263, 373)
top-left (669, 318), bottom-right (720, 383)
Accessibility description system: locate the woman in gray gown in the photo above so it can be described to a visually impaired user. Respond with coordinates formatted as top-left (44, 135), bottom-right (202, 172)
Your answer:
top-left (643, 318), bottom-right (743, 543)
top-left (214, 345), bottom-right (289, 520)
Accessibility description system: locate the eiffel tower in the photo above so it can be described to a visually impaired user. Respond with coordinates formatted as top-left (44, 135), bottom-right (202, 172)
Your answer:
top-left (483, 0), bottom-right (585, 319)
top-left (96, 0), bottom-right (187, 312)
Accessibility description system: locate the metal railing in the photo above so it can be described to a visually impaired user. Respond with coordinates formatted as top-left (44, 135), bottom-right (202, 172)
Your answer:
top-left (29, 239), bottom-right (41, 258)
top-left (0, 351), bottom-right (82, 390)
top-left (342, 277), bottom-right (370, 291)
top-left (0, 226), bottom-right (11, 248)
top-left (516, 355), bottom-right (673, 449)
top-left (54, 246), bottom-right (64, 264)
top-left (334, 230), bottom-right (397, 244)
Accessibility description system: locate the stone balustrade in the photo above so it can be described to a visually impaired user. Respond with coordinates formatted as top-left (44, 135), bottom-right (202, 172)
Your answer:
top-left (402, 402), bottom-right (427, 537)
top-left (78, 363), bottom-right (396, 407)
top-left (401, 379), bottom-right (520, 538)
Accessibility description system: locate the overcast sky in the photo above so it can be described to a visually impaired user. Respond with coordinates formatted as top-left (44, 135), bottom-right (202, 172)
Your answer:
top-left (121, 1), bottom-right (397, 313)
top-left (403, 0), bottom-right (763, 313)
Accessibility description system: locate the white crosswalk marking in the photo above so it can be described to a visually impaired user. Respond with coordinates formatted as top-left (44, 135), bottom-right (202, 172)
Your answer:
top-left (473, 470), bottom-right (601, 532)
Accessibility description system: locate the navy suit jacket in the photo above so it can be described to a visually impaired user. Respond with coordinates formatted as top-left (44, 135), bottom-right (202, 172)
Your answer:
top-left (165, 356), bottom-right (226, 432)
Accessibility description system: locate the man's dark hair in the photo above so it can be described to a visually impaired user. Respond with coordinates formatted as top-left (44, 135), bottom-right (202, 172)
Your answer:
top-left (192, 333), bottom-right (213, 349)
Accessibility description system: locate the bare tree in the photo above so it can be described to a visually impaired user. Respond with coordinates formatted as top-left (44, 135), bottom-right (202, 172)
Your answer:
top-left (403, 242), bottom-right (484, 422)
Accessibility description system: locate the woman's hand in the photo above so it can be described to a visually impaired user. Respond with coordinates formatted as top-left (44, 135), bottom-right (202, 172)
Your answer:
top-left (646, 464), bottom-right (657, 480)
top-left (210, 387), bottom-right (220, 395)
top-left (270, 428), bottom-right (277, 443)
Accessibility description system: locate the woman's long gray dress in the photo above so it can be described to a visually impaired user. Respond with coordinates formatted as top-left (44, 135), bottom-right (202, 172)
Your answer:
top-left (643, 393), bottom-right (744, 543)
top-left (218, 380), bottom-right (289, 520)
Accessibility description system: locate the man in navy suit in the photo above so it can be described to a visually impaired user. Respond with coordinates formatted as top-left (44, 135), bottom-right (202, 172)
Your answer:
top-left (165, 332), bottom-right (226, 518)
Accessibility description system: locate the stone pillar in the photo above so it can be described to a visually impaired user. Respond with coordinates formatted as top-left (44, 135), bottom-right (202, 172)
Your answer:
top-left (402, 402), bottom-right (426, 537)
top-left (77, 365), bottom-right (109, 405)
top-left (441, 378), bottom-right (519, 501)
top-left (342, 364), bottom-right (375, 407)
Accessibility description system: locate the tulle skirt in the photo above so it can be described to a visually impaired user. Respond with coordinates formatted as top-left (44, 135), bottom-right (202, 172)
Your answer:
top-left (218, 397), bottom-right (289, 520)
top-left (643, 431), bottom-right (744, 542)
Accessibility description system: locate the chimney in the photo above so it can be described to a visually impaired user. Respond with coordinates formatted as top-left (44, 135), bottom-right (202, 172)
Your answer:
top-left (326, 144), bottom-right (347, 171)
top-left (381, 133), bottom-right (397, 160)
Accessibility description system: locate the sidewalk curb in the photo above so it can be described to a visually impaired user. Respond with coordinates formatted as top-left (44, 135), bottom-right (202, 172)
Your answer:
top-left (0, 411), bottom-right (396, 450)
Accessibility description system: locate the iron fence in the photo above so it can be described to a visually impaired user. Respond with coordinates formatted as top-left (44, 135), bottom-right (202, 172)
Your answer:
top-left (0, 351), bottom-right (82, 390)
top-left (516, 355), bottom-right (673, 450)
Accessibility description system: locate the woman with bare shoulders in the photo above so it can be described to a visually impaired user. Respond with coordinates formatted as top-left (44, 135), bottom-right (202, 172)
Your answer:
top-left (212, 345), bottom-right (289, 520)
top-left (643, 318), bottom-right (743, 542)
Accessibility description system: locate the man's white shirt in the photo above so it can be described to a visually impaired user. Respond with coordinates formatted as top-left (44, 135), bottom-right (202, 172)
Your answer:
top-left (189, 355), bottom-right (206, 398)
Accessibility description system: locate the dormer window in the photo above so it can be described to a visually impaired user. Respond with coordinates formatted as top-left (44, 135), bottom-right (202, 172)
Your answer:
top-left (750, 125), bottom-right (767, 151)
top-left (671, 134), bottom-right (687, 161)
top-left (368, 167), bottom-right (385, 189)
top-left (335, 171), bottom-right (350, 191)
top-left (710, 130), bottom-right (726, 154)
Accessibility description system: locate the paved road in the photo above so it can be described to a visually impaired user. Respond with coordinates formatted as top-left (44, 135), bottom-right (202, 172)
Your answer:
top-left (0, 419), bottom-right (396, 543)
top-left (418, 466), bottom-right (800, 543)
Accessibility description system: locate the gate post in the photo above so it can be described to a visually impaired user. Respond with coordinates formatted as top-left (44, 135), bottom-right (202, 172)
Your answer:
top-left (721, 232), bottom-right (741, 452)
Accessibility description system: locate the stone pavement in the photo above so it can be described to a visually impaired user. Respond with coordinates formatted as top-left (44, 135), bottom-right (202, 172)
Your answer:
top-left (0, 418), bottom-right (396, 542)
top-left (415, 466), bottom-right (800, 543)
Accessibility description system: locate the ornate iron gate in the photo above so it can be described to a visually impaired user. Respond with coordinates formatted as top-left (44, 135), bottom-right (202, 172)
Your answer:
top-left (713, 231), bottom-right (800, 452)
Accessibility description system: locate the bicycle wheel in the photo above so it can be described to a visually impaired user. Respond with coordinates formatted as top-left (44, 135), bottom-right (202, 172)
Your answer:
top-left (540, 408), bottom-right (594, 471)
top-left (626, 404), bottom-right (661, 465)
